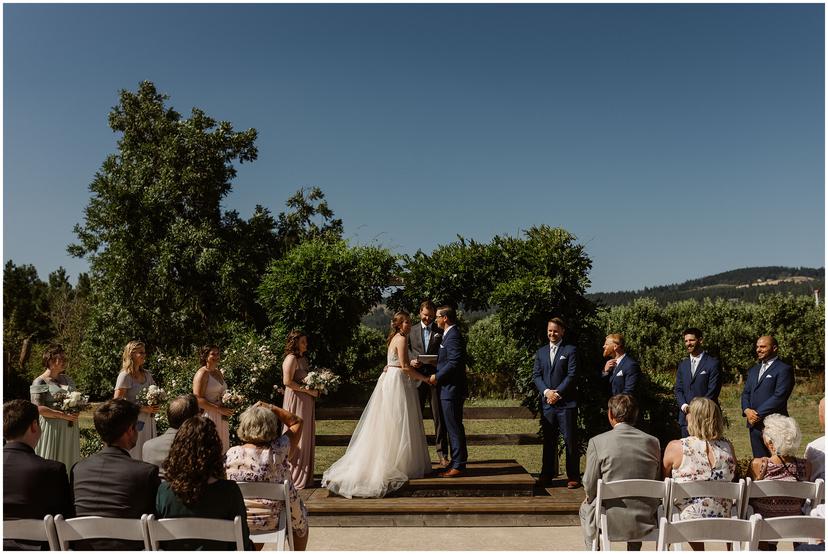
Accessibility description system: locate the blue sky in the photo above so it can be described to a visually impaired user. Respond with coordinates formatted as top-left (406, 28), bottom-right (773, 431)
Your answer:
top-left (4, 4), bottom-right (824, 292)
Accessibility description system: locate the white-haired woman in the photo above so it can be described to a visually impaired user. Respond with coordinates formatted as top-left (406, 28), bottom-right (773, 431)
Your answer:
top-left (224, 403), bottom-right (309, 551)
top-left (748, 414), bottom-right (810, 519)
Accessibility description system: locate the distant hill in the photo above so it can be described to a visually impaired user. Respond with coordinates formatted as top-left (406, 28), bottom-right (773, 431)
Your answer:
top-left (589, 266), bottom-right (825, 306)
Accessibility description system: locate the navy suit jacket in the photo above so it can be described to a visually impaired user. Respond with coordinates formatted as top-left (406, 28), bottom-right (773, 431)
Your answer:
top-left (740, 358), bottom-right (794, 428)
top-left (434, 326), bottom-right (467, 400)
top-left (602, 355), bottom-right (641, 397)
top-left (675, 353), bottom-right (722, 427)
top-left (532, 342), bottom-right (577, 413)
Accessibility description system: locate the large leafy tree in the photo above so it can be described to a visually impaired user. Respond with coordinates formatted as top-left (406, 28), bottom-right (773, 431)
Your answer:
top-left (69, 81), bottom-right (264, 396)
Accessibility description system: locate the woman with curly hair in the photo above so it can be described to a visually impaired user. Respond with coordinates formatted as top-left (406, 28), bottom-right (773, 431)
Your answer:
top-left (156, 417), bottom-right (252, 550)
top-left (280, 330), bottom-right (318, 489)
top-left (114, 340), bottom-right (158, 459)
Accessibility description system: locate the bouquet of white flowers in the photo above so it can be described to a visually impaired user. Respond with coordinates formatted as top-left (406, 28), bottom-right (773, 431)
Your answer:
top-left (137, 384), bottom-right (168, 407)
top-left (51, 390), bottom-right (89, 426)
top-left (303, 368), bottom-right (341, 396)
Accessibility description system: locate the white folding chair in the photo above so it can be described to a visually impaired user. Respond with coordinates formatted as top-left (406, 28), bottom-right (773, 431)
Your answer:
top-left (591, 478), bottom-right (670, 551)
top-left (236, 480), bottom-right (294, 550)
top-left (145, 514), bottom-right (245, 551)
top-left (3, 515), bottom-right (59, 551)
top-left (749, 513), bottom-right (826, 549)
top-left (666, 479), bottom-right (746, 521)
top-left (53, 514), bottom-right (151, 551)
top-left (657, 515), bottom-right (755, 551)
top-left (742, 477), bottom-right (825, 518)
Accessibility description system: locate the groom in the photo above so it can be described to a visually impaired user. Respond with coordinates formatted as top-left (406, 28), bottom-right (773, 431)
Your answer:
top-left (429, 305), bottom-right (468, 478)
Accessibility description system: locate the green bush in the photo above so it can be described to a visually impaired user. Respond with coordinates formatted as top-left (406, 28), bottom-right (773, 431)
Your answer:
top-left (467, 315), bottom-right (531, 398)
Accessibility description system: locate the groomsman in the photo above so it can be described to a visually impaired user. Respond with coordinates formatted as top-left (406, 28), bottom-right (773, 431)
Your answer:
top-left (600, 333), bottom-right (641, 399)
top-left (741, 335), bottom-right (794, 457)
top-left (532, 317), bottom-right (580, 488)
top-left (429, 305), bottom-right (468, 478)
top-left (408, 300), bottom-right (449, 468)
top-left (674, 328), bottom-right (722, 437)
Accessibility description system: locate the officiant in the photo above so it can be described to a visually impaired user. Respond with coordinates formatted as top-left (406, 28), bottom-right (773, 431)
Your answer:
top-left (408, 300), bottom-right (449, 468)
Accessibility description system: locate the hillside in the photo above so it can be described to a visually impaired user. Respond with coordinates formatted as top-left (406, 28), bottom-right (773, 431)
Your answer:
top-left (588, 266), bottom-right (824, 306)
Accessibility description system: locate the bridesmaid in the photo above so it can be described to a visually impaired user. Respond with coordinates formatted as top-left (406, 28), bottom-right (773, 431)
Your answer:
top-left (193, 344), bottom-right (232, 452)
top-left (114, 340), bottom-right (159, 459)
top-left (30, 344), bottom-right (80, 472)
top-left (281, 330), bottom-right (319, 489)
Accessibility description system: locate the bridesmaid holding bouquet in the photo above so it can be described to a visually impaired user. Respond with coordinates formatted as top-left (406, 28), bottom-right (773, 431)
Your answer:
top-left (193, 344), bottom-right (233, 452)
top-left (281, 330), bottom-right (318, 489)
top-left (113, 340), bottom-right (158, 459)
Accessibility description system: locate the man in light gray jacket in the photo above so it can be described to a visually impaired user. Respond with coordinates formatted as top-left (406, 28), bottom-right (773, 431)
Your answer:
top-left (142, 394), bottom-right (200, 476)
top-left (579, 394), bottom-right (661, 550)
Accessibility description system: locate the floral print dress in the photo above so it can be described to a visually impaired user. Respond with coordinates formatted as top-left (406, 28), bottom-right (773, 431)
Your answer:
top-left (224, 433), bottom-right (309, 538)
top-left (672, 436), bottom-right (736, 519)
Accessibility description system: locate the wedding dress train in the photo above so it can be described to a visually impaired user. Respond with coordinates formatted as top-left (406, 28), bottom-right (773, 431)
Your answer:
top-left (321, 348), bottom-right (430, 498)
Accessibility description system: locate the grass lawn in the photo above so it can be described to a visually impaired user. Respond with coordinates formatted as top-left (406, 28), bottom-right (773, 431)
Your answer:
top-left (315, 381), bottom-right (824, 476)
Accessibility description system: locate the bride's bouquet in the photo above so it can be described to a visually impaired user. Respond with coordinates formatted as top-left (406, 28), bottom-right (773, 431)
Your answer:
top-left (137, 384), bottom-right (168, 407)
top-left (303, 368), bottom-right (341, 396)
top-left (51, 390), bottom-right (89, 427)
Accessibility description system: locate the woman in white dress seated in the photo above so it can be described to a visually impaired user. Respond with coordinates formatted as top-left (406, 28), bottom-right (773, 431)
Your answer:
top-left (322, 310), bottom-right (432, 498)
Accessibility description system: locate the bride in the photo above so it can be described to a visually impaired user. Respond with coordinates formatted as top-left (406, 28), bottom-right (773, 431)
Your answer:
top-left (322, 310), bottom-right (432, 498)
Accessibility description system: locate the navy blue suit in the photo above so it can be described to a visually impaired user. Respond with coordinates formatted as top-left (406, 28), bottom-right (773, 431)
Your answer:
top-left (741, 358), bottom-right (794, 457)
top-left (532, 342), bottom-right (579, 481)
top-left (434, 326), bottom-right (468, 470)
top-left (675, 353), bottom-right (722, 437)
top-left (602, 355), bottom-right (641, 398)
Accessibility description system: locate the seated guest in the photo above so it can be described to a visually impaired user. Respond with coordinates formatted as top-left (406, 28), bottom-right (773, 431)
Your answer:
top-left (157, 416), bottom-right (253, 550)
top-left (663, 397), bottom-right (736, 551)
top-left (3, 399), bottom-right (73, 550)
top-left (225, 402), bottom-right (309, 550)
top-left (579, 394), bottom-right (661, 551)
top-left (142, 393), bottom-right (200, 476)
top-left (804, 398), bottom-right (825, 518)
top-left (71, 399), bottom-right (160, 550)
top-left (748, 414), bottom-right (809, 518)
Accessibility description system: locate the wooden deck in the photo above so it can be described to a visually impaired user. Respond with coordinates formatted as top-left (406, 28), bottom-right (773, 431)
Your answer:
top-left (301, 459), bottom-right (584, 527)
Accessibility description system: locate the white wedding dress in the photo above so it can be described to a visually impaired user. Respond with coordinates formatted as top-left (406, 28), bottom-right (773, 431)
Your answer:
top-left (321, 346), bottom-right (431, 498)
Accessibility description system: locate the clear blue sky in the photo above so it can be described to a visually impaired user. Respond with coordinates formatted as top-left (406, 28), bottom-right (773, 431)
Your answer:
top-left (4, 4), bottom-right (824, 292)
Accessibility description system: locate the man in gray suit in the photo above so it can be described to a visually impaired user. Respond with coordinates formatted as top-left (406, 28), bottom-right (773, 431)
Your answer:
top-left (71, 399), bottom-right (160, 550)
top-left (142, 393), bottom-right (200, 475)
top-left (408, 299), bottom-right (449, 467)
top-left (579, 394), bottom-right (661, 551)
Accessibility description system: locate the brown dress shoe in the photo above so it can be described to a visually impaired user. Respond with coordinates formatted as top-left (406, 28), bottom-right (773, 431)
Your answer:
top-left (439, 468), bottom-right (463, 478)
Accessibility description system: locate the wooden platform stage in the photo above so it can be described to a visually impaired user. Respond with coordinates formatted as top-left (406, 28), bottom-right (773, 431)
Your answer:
top-left (300, 459), bottom-right (584, 527)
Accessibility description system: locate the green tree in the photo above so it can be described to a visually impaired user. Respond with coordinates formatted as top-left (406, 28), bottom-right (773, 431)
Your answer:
top-left (68, 81), bottom-right (261, 397)
top-left (257, 238), bottom-right (397, 381)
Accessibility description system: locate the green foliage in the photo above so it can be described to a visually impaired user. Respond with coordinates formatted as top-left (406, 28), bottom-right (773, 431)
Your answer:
top-left (336, 325), bottom-right (387, 389)
top-left (258, 238), bottom-right (397, 380)
top-left (596, 294), bottom-right (824, 381)
top-left (466, 315), bottom-right (532, 398)
top-left (80, 427), bottom-right (103, 458)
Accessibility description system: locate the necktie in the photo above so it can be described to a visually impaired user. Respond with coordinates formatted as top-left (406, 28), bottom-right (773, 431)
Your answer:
top-left (550, 344), bottom-right (557, 365)
top-left (758, 362), bottom-right (768, 381)
top-left (691, 358), bottom-right (698, 377)
top-left (423, 327), bottom-right (431, 348)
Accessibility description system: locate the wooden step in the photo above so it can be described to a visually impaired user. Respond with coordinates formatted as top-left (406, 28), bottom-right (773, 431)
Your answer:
top-left (317, 433), bottom-right (541, 447)
top-left (317, 406), bottom-right (535, 420)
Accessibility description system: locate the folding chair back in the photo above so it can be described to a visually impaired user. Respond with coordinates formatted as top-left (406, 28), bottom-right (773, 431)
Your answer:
top-left (749, 514), bottom-right (826, 548)
top-left (145, 514), bottom-right (245, 551)
top-left (742, 478), bottom-right (825, 518)
top-left (3, 515), bottom-right (59, 551)
top-left (236, 480), bottom-right (293, 550)
top-left (667, 479), bottom-right (745, 521)
top-left (594, 478), bottom-right (670, 551)
top-left (53, 514), bottom-right (150, 551)
top-left (657, 516), bottom-right (754, 551)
